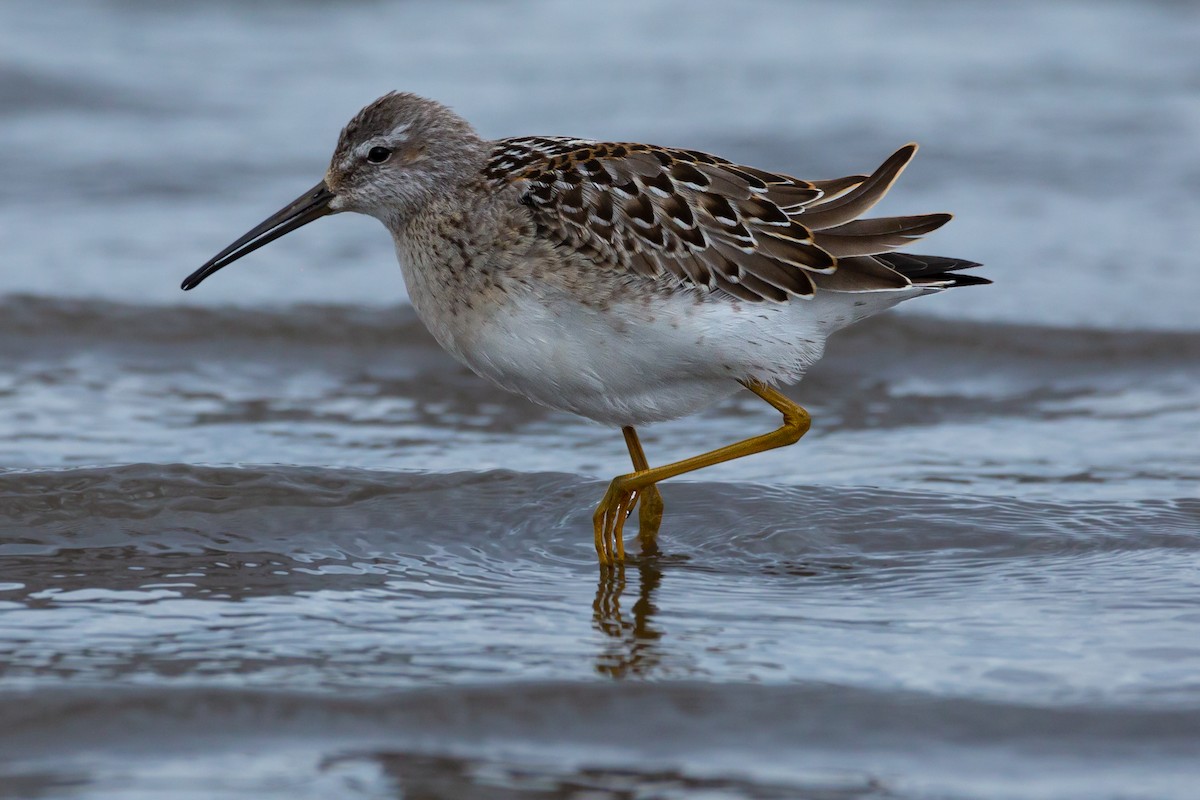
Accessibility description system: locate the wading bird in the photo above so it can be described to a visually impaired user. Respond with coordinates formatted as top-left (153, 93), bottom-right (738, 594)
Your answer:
top-left (183, 92), bottom-right (987, 565)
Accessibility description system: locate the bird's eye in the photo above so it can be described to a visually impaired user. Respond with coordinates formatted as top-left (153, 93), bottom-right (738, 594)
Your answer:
top-left (366, 146), bottom-right (393, 164)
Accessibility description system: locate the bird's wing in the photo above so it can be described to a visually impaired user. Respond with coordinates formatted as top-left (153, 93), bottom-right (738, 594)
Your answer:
top-left (484, 137), bottom-right (952, 302)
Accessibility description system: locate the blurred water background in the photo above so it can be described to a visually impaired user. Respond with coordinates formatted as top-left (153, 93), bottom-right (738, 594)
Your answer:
top-left (1, 1), bottom-right (1199, 798)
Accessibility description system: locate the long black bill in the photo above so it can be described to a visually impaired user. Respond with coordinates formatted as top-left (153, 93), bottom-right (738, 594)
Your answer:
top-left (181, 181), bottom-right (335, 290)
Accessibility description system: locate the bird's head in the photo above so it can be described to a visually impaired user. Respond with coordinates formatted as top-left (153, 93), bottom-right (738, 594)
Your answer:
top-left (324, 92), bottom-right (484, 220)
top-left (181, 92), bottom-right (483, 291)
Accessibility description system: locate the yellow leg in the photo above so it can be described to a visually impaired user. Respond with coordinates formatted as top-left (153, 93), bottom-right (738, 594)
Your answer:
top-left (622, 426), bottom-right (665, 556)
top-left (592, 379), bottom-right (812, 565)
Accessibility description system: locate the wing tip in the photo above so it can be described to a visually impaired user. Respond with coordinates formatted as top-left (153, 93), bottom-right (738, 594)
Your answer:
top-left (877, 252), bottom-right (990, 288)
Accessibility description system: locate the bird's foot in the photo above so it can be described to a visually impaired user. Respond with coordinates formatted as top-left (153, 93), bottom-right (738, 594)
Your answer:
top-left (593, 476), bottom-right (663, 565)
top-left (593, 475), bottom-right (635, 565)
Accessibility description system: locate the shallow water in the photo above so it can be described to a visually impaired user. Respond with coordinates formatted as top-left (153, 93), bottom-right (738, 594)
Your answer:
top-left (3, 1), bottom-right (1200, 798)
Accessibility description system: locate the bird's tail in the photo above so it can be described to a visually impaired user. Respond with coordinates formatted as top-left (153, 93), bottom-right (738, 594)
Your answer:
top-left (800, 144), bottom-right (989, 291)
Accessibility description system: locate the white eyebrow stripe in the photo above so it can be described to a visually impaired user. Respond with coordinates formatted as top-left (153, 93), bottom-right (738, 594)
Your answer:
top-left (352, 124), bottom-right (412, 158)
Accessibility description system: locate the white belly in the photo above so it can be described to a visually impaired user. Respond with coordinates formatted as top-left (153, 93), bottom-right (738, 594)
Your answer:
top-left (464, 290), bottom-right (754, 426)
top-left (422, 282), bottom-right (908, 427)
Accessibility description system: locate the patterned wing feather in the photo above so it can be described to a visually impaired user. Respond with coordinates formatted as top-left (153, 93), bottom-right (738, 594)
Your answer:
top-left (484, 137), bottom-right (954, 301)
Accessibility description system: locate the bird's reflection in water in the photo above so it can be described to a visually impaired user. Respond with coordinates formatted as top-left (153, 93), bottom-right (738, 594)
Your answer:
top-left (592, 540), bottom-right (665, 678)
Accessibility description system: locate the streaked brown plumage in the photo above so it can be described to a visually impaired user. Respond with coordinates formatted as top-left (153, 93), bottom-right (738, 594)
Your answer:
top-left (483, 137), bottom-right (983, 304)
